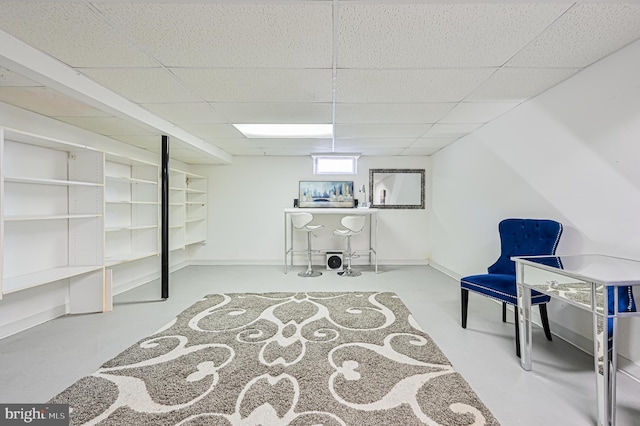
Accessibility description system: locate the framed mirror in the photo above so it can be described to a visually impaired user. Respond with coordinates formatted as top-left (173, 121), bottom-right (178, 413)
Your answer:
top-left (369, 168), bottom-right (425, 209)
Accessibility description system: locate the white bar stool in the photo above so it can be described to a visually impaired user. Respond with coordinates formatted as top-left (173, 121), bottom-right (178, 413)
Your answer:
top-left (291, 212), bottom-right (324, 277)
top-left (333, 215), bottom-right (366, 277)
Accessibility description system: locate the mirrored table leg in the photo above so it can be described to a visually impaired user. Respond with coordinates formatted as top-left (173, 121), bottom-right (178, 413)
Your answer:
top-left (517, 262), bottom-right (533, 370)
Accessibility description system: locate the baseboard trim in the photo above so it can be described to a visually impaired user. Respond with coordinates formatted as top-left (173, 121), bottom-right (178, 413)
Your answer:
top-left (0, 304), bottom-right (66, 340)
top-left (188, 259), bottom-right (430, 266)
top-left (428, 260), bottom-right (462, 280)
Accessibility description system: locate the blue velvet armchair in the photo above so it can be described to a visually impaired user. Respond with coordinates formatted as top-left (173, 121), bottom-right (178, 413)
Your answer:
top-left (460, 218), bottom-right (563, 357)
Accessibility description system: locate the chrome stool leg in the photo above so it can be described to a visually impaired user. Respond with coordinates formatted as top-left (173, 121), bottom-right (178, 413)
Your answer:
top-left (339, 235), bottom-right (361, 277)
top-left (298, 231), bottom-right (321, 277)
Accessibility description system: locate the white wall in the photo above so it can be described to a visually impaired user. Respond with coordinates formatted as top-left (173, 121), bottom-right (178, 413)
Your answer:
top-left (188, 155), bottom-right (431, 266)
top-left (429, 39), bottom-right (640, 369)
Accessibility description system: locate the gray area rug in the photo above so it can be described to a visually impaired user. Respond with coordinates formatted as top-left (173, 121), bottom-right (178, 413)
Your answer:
top-left (51, 292), bottom-right (499, 425)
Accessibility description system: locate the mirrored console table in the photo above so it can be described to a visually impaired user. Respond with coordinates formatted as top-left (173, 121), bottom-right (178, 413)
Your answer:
top-left (514, 254), bottom-right (640, 426)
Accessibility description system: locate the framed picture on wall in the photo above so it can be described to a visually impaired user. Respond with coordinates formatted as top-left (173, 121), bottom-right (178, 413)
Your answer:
top-left (299, 181), bottom-right (355, 208)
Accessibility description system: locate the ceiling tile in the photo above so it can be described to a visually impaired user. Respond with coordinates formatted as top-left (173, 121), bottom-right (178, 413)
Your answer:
top-left (402, 148), bottom-right (441, 156)
top-left (439, 102), bottom-right (520, 124)
top-left (221, 147), bottom-right (267, 156)
top-left (140, 103), bottom-right (228, 124)
top-left (336, 69), bottom-right (496, 103)
top-left (465, 68), bottom-right (580, 102)
top-left (411, 138), bottom-right (459, 149)
top-left (338, 3), bottom-right (570, 68)
top-left (56, 117), bottom-right (158, 136)
top-left (95, 3), bottom-right (333, 68)
top-left (335, 124), bottom-right (431, 138)
top-left (335, 138), bottom-right (416, 149)
top-left (254, 139), bottom-right (333, 151)
top-left (359, 148), bottom-right (406, 156)
top-left (172, 68), bottom-right (333, 103)
top-left (0, 67), bottom-right (38, 86)
top-left (507, 3), bottom-right (640, 68)
top-left (179, 123), bottom-right (245, 139)
top-left (80, 68), bottom-right (200, 103)
top-left (110, 135), bottom-right (163, 149)
top-left (210, 103), bottom-right (332, 124)
top-left (0, 87), bottom-right (112, 117)
top-left (0, 3), bottom-right (156, 67)
top-left (336, 103), bottom-right (455, 124)
top-left (423, 123), bottom-right (481, 138)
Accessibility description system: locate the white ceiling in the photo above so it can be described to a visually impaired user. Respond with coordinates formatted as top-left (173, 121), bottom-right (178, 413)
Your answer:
top-left (0, 1), bottom-right (639, 165)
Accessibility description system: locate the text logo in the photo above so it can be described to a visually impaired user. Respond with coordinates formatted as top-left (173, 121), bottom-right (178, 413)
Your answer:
top-left (0, 404), bottom-right (68, 425)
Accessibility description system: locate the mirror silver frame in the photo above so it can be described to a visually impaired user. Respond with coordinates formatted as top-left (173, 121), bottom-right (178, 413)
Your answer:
top-left (369, 168), bottom-right (425, 209)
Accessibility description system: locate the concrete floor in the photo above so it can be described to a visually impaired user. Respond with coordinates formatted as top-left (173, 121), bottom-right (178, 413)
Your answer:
top-left (0, 265), bottom-right (639, 425)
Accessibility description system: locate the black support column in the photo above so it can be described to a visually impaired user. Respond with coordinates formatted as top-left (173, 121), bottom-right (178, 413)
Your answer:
top-left (161, 135), bottom-right (169, 299)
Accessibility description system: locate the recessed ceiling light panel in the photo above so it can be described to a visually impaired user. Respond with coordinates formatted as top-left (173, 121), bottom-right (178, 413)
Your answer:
top-left (233, 123), bottom-right (333, 138)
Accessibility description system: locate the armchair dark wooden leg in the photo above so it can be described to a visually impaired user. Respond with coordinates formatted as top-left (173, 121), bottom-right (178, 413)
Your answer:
top-left (461, 289), bottom-right (469, 328)
top-left (514, 307), bottom-right (521, 358)
top-left (502, 302), bottom-right (507, 322)
top-left (539, 303), bottom-right (553, 341)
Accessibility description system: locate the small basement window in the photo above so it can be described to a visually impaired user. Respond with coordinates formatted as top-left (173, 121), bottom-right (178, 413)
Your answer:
top-left (312, 154), bottom-right (359, 175)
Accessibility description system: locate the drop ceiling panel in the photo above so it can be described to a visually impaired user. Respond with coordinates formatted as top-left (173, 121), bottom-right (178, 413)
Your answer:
top-left (411, 137), bottom-right (459, 149)
top-left (202, 138), bottom-right (255, 150)
top-left (423, 123), bottom-right (482, 138)
top-left (0, 87), bottom-right (112, 117)
top-left (111, 135), bottom-right (163, 150)
top-left (336, 103), bottom-right (455, 124)
top-left (179, 123), bottom-right (245, 139)
top-left (141, 103), bottom-right (228, 124)
top-left (335, 124), bottom-right (431, 138)
top-left (172, 68), bottom-right (333, 103)
top-left (335, 138), bottom-right (417, 149)
top-left (211, 102), bottom-right (332, 124)
top-left (95, 3), bottom-right (333, 68)
top-left (466, 68), bottom-right (581, 102)
top-left (402, 148), bottom-right (441, 156)
top-left (357, 148), bottom-right (405, 156)
top-left (336, 69), bottom-right (496, 103)
top-left (79, 68), bottom-right (200, 103)
top-left (245, 138), bottom-right (333, 150)
top-left (507, 3), bottom-right (640, 68)
top-left (337, 3), bottom-right (570, 68)
top-left (56, 117), bottom-right (158, 136)
top-left (0, 3), bottom-right (156, 67)
top-left (220, 147), bottom-right (266, 156)
top-left (263, 147), bottom-right (332, 156)
top-left (439, 102), bottom-right (520, 124)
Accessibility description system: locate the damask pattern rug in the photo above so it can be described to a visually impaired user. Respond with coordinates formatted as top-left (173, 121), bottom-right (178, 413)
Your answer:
top-left (50, 292), bottom-right (499, 425)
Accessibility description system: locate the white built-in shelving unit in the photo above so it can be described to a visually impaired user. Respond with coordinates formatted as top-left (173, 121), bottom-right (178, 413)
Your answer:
top-left (185, 172), bottom-right (207, 245)
top-left (169, 169), bottom-right (186, 251)
top-left (104, 154), bottom-right (160, 267)
top-left (0, 126), bottom-right (208, 329)
top-left (169, 168), bottom-right (207, 251)
top-left (0, 128), bottom-right (106, 313)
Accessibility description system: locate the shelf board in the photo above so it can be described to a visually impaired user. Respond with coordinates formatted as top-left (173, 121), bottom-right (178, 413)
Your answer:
top-left (4, 213), bottom-right (103, 221)
top-left (105, 252), bottom-right (158, 266)
top-left (185, 188), bottom-right (206, 194)
top-left (105, 225), bottom-right (158, 232)
top-left (5, 176), bottom-right (103, 187)
top-left (105, 175), bottom-right (157, 185)
top-left (3, 265), bottom-right (104, 294)
top-left (186, 238), bottom-right (206, 245)
top-left (186, 217), bottom-right (206, 223)
top-left (106, 200), bottom-right (158, 205)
